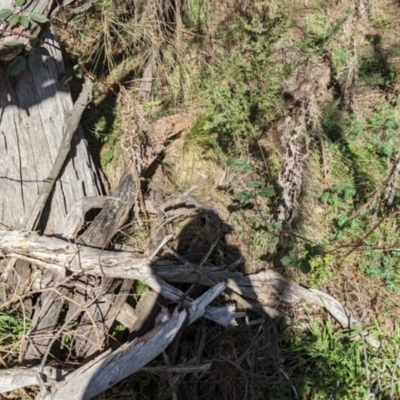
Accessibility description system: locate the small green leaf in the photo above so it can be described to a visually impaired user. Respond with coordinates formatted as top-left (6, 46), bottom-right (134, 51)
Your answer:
top-left (258, 187), bottom-right (275, 197)
top-left (247, 180), bottom-right (263, 188)
top-left (310, 245), bottom-right (325, 257)
top-left (15, 0), bottom-right (26, 6)
top-left (27, 54), bottom-right (41, 73)
top-left (299, 259), bottom-right (312, 274)
top-left (337, 215), bottom-right (348, 228)
top-left (270, 220), bottom-right (282, 229)
top-left (0, 9), bottom-right (13, 19)
top-left (241, 164), bottom-right (252, 174)
top-left (34, 47), bottom-right (49, 56)
top-left (236, 190), bottom-right (253, 204)
top-left (227, 157), bottom-right (241, 168)
top-left (281, 255), bottom-right (294, 266)
top-left (8, 14), bottom-right (19, 27)
top-left (28, 12), bottom-right (49, 23)
top-left (7, 56), bottom-right (26, 76)
top-left (4, 41), bottom-right (25, 48)
top-left (19, 15), bottom-right (29, 28)
top-left (29, 36), bottom-right (39, 46)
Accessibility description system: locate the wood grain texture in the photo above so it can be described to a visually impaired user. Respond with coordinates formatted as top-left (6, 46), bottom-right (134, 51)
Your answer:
top-left (0, 28), bottom-right (103, 234)
top-left (0, 229), bottom-right (368, 334)
top-left (0, 22), bottom-right (103, 359)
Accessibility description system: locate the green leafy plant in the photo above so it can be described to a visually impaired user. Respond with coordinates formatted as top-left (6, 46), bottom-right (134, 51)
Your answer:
top-left (0, 2), bottom-right (50, 76)
top-left (227, 157), bottom-right (275, 204)
top-left (281, 244), bottom-right (325, 274)
top-left (0, 311), bottom-right (29, 346)
top-left (0, 7), bottom-right (49, 27)
top-left (59, 64), bottom-right (83, 84)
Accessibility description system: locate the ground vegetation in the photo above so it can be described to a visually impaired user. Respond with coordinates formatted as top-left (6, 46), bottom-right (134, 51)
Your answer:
top-left (2, 0), bottom-right (400, 398)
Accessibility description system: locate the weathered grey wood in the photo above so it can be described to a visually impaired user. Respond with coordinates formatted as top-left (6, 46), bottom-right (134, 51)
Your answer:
top-left (26, 78), bottom-right (93, 229)
top-left (47, 283), bottom-right (225, 400)
top-left (72, 278), bottom-right (133, 358)
top-left (0, 22), bottom-right (104, 359)
top-left (62, 196), bottom-right (116, 239)
top-left (0, 32), bottom-right (102, 234)
top-left (1, 233), bottom-right (379, 346)
top-left (127, 290), bottom-right (159, 334)
top-left (67, 171), bottom-right (138, 359)
top-left (0, 230), bottom-right (243, 327)
top-left (0, 284), bottom-right (225, 398)
top-left (0, 229), bottom-right (367, 333)
top-left (116, 302), bottom-right (138, 331)
top-left (0, 366), bottom-right (71, 393)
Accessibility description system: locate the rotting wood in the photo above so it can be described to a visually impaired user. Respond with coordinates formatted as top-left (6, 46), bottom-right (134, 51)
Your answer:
top-left (0, 284), bottom-right (225, 399)
top-left (59, 283), bottom-right (225, 400)
top-left (0, 229), bottom-right (379, 348)
top-left (0, 230), bottom-right (244, 327)
top-left (0, 23), bottom-right (104, 360)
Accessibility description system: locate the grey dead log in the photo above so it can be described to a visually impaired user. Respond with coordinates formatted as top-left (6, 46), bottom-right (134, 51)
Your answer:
top-left (0, 230), bottom-right (243, 327)
top-left (0, 230), bottom-right (378, 344)
top-left (40, 283), bottom-right (225, 400)
top-left (0, 366), bottom-right (71, 393)
top-left (0, 285), bottom-right (225, 398)
top-left (0, 17), bottom-right (104, 360)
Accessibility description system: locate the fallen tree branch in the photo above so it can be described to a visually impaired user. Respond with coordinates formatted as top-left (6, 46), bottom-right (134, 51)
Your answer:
top-left (0, 230), bottom-right (378, 346)
top-left (0, 230), bottom-right (242, 327)
top-left (141, 363), bottom-right (212, 374)
top-left (0, 366), bottom-right (72, 393)
top-left (3, 283), bottom-right (224, 399)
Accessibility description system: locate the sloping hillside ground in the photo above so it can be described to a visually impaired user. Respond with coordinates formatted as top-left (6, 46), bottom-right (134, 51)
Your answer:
top-left (43, 0), bottom-right (400, 398)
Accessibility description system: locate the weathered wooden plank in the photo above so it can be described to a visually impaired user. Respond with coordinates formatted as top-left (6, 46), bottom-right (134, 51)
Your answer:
top-left (0, 284), bottom-right (226, 398)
